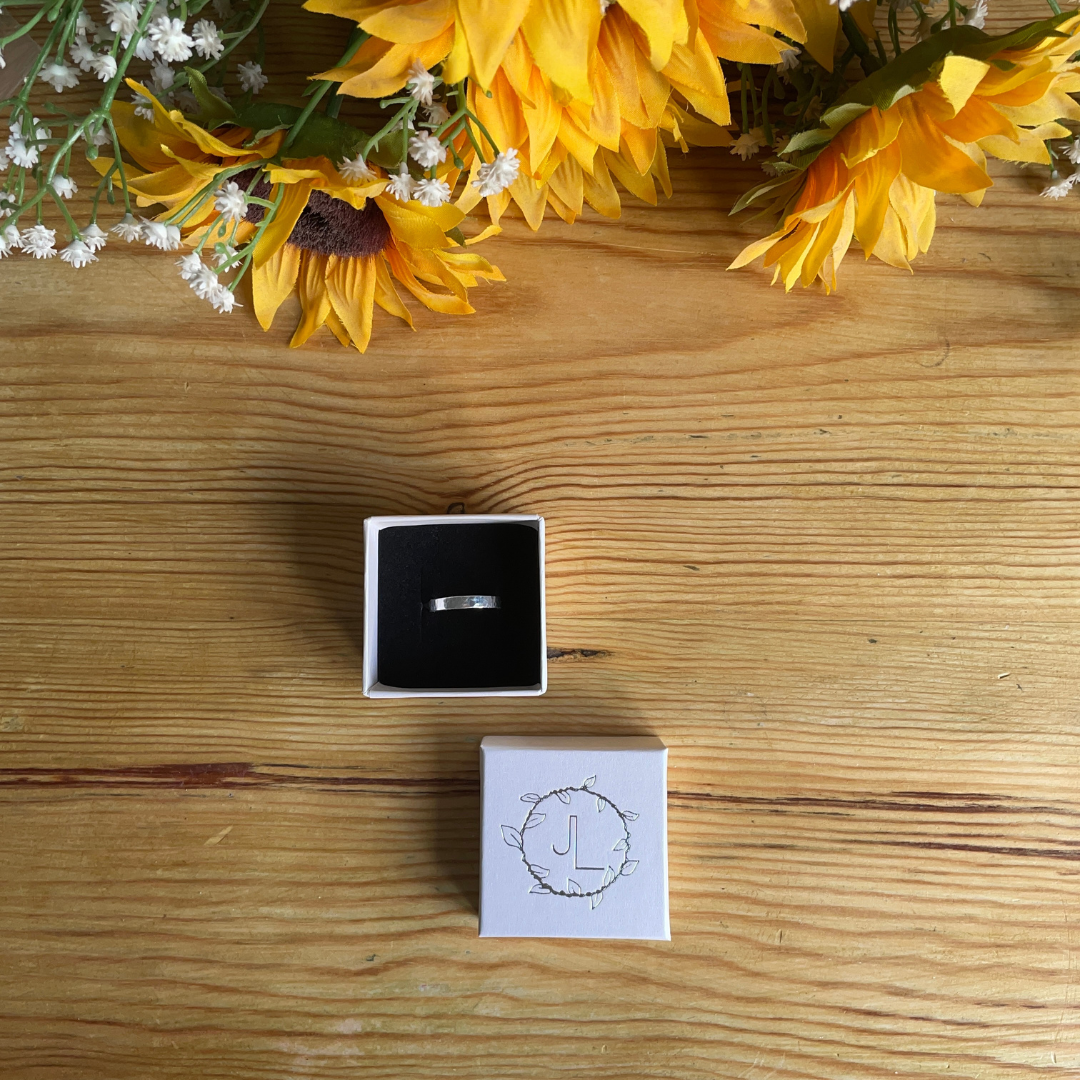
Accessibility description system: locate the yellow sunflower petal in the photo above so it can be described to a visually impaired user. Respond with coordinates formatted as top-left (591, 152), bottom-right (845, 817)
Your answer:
top-left (459, 0), bottom-right (530, 88)
top-left (290, 253), bottom-right (333, 347)
top-left (360, 0), bottom-right (452, 43)
top-left (522, 0), bottom-right (601, 104)
top-left (254, 182), bottom-right (312, 269)
top-left (252, 243), bottom-right (302, 330)
top-left (326, 254), bottom-right (377, 352)
top-left (373, 255), bottom-right (414, 325)
top-left (386, 242), bottom-right (474, 313)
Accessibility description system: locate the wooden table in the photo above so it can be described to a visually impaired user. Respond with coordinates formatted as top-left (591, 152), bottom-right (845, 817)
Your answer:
top-left (3, 6), bottom-right (1080, 1074)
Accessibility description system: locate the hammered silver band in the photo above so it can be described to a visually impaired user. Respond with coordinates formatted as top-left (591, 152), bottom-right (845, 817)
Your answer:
top-left (427, 594), bottom-right (501, 612)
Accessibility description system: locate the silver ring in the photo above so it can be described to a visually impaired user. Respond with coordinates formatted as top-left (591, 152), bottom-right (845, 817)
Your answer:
top-left (427, 595), bottom-right (501, 612)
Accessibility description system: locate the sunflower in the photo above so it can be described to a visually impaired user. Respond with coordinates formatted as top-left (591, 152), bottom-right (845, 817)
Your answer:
top-left (730, 15), bottom-right (1080, 291)
top-left (99, 83), bottom-right (503, 350)
top-left (305, 0), bottom-right (804, 225)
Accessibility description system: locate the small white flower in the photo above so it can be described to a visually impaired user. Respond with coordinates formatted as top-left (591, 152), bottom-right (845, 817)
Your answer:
top-left (0, 48), bottom-right (5, 72)
top-left (7, 139), bottom-right (37, 168)
top-left (40, 61), bottom-right (80, 92)
top-left (0, 147), bottom-right (9, 172)
top-left (208, 85), bottom-right (229, 103)
top-left (176, 250), bottom-right (203, 280)
top-left (1041, 175), bottom-right (1076, 199)
top-left (148, 16), bottom-right (194, 62)
top-left (189, 263), bottom-right (218, 298)
top-left (237, 61), bottom-right (267, 94)
top-left (731, 128), bottom-right (767, 160)
top-left (82, 223), bottom-right (108, 252)
top-left (208, 281), bottom-right (239, 312)
top-left (777, 48), bottom-right (800, 72)
top-left (422, 101), bottom-right (450, 128)
top-left (962, 0), bottom-right (987, 27)
top-left (111, 213), bottom-right (143, 241)
top-left (212, 0), bottom-right (232, 16)
top-left (21, 224), bottom-right (57, 258)
top-left (141, 218), bottom-right (181, 250)
top-left (0, 223), bottom-right (22, 256)
top-left (70, 36), bottom-right (96, 71)
top-left (1065, 139), bottom-right (1080, 166)
top-left (829, 0), bottom-right (855, 9)
top-left (408, 129), bottom-right (446, 169)
top-left (132, 89), bottom-right (156, 120)
top-left (413, 176), bottom-right (451, 207)
top-left (473, 147), bottom-right (520, 197)
top-left (213, 243), bottom-right (236, 267)
top-left (0, 190), bottom-right (13, 212)
top-left (60, 239), bottom-right (97, 268)
top-left (76, 11), bottom-right (98, 35)
top-left (173, 89), bottom-right (199, 113)
top-left (51, 175), bottom-right (78, 200)
top-left (339, 153), bottom-right (376, 184)
top-left (151, 61), bottom-right (174, 90)
top-left (600, 0), bottom-right (614, 11)
top-left (83, 122), bottom-right (112, 147)
top-left (191, 19), bottom-right (223, 59)
top-left (103, 0), bottom-right (141, 39)
top-left (405, 59), bottom-right (436, 106)
top-left (214, 180), bottom-right (247, 222)
top-left (386, 165), bottom-right (414, 202)
top-left (91, 53), bottom-right (118, 82)
top-left (134, 35), bottom-right (157, 61)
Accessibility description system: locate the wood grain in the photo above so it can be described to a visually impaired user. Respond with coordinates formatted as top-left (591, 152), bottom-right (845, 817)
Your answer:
top-left (4, 1), bottom-right (1080, 1075)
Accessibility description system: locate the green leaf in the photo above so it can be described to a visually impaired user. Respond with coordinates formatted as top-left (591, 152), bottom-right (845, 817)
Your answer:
top-left (730, 173), bottom-right (798, 215)
top-left (234, 103), bottom-right (370, 163)
top-left (446, 226), bottom-right (466, 246)
top-left (184, 67), bottom-right (237, 124)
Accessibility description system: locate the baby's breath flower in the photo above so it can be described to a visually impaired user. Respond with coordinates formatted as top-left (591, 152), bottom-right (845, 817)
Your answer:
top-left (1041, 174), bottom-right (1076, 198)
top-left (1066, 139), bottom-right (1080, 166)
top-left (731, 128), bottom-right (767, 160)
top-left (176, 250), bottom-right (203, 280)
top-left (208, 282), bottom-right (239, 313)
top-left (151, 61), bottom-right (174, 90)
top-left (214, 243), bottom-right (237, 268)
top-left (21, 224), bottom-right (57, 259)
top-left (386, 165), bottom-right (414, 202)
top-left (103, 0), bottom-right (141, 38)
top-left (60, 239), bottom-right (97, 267)
top-left (963, 0), bottom-right (987, 28)
top-left (51, 175), bottom-right (78, 200)
top-left (111, 213), bottom-right (143, 242)
top-left (148, 16), bottom-right (194, 62)
top-left (423, 101), bottom-right (450, 127)
top-left (406, 59), bottom-right (435, 106)
top-left (414, 176), bottom-right (451, 207)
top-left (134, 35), bottom-right (156, 61)
top-left (189, 263), bottom-right (218, 298)
top-left (76, 11), bottom-right (97, 34)
top-left (141, 218), bottom-right (181, 250)
top-left (192, 19), bottom-right (223, 59)
top-left (214, 180), bottom-right (246, 222)
top-left (0, 223), bottom-right (22, 257)
top-left (777, 48), bottom-right (800, 71)
top-left (40, 61), bottom-right (79, 92)
top-left (132, 89), bottom-right (156, 120)
top-left (237, 60), bottom-right (267, 93)
top-left (82, 223), bottom-right (108, 252)
top-left (474, 147), bottom-right (520, 197)
top-left (408, 130), bottom-right (446, 169)
top-left (339, 153), bottom-right (376, 184)
top-left (91, 53), bottom-right (118, 81)
top-left (70, 36), bottom-right (96, 71)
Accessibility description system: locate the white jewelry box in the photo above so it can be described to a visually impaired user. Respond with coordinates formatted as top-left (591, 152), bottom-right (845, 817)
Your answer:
top-left (479, 736), bottom-right (670, 940)
top-left (363, 515), bottom-right (546, 698)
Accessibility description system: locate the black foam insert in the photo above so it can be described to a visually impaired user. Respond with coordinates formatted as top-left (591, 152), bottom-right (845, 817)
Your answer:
top-left (376, 522), bottom-right (542, 690)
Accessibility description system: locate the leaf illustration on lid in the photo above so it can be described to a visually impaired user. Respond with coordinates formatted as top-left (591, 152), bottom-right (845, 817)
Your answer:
top-left (523, 813), bottom-right (546, 829)
top-left (612, 838), bottom-right (628, 851)
top-left (603, 866), bottom-right (616, 887)
top-left (622, 810), bottom-right (639, 821)
top-left (520, 793), bottom-right (541, 804)
top-left (590, 891), bottom-right (603, 909)
top-left (567, 878), bottom-right (583, 895)
top-left (500, 825), bottom-right (523, 849)
top-left (529, 882), bottom-right (550, 894)
top-left (530, 864), bottom-right (550, 878)
top-left (621, 860), bottom-right (639, 875)
top-left (583, 775), bottom-right (596, 789)
top-left (596, 797), bottom-right (607, 813)
top-left (556, 790), bottom-right (571, 804)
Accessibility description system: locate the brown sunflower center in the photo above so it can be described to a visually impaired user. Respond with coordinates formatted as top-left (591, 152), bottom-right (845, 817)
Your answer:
top-left (240, 172), bottom-right (391, 259)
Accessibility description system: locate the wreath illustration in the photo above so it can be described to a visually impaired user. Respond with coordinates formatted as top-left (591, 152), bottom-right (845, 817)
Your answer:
top-left (501, 776), bottom-right (639, 910)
